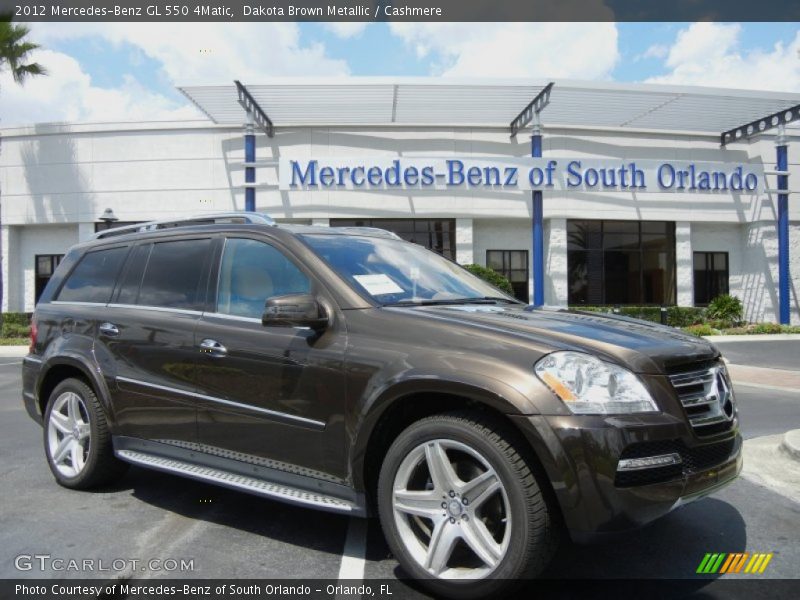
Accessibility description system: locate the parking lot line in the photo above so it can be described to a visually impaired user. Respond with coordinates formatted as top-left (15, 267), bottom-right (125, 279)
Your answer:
top-left (337, 517), bottom-right (367, 581)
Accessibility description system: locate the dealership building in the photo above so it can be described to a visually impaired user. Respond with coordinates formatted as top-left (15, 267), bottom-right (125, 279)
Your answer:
top-left (1, 78), bottom-right (799, 323)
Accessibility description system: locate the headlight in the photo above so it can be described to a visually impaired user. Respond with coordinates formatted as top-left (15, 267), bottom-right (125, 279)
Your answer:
top-left (534, 351), bottom-right (658, 414)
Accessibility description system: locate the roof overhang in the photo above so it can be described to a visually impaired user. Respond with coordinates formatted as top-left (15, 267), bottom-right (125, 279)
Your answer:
top-left (178, 78), bottom-right (800, 139)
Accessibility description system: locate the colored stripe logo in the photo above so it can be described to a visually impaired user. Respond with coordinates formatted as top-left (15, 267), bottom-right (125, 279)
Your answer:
top-left (696, 552), bottom-right (773, 574)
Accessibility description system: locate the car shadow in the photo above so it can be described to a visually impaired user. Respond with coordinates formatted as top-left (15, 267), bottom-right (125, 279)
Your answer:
top-left (109, 465), bottom-right (350, 558)
top-left (542, 497), bottom-right (747, 580)
top-left (374, 497), bottom-right (748, 598)
top-left (101, 468), bottom-right (748, 596)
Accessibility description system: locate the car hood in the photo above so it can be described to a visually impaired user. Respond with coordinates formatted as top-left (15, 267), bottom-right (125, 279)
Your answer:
top-left (397, 304), bottom-right (719, 374)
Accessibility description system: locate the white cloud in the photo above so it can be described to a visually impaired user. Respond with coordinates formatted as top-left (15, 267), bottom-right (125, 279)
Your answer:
top-left (646, 23), bottom-right (800, 92)
top-left (323, 22), bottom-right (367, 39)
top-left (641, 44), bottom-right (668, 60)
top-left (1, 23), bottom-right (351, 125)
top-left (0, 48), bottom-right (199, 125)
top-left (388, 23), bottom-right (619, 79)
top-left (31, 23), bottom-right (351, 84)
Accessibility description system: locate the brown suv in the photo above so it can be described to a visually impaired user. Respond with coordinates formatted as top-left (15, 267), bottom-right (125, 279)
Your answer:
top-left (23, 212), bottom-right (741, 598)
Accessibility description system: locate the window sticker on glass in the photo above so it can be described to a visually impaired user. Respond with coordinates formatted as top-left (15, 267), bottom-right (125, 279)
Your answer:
top-left (353, 273), bottom-right (404, 295)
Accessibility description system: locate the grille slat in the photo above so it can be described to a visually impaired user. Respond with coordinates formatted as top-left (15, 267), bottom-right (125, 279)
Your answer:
top-left (668, 362), bottom-right (735, 436)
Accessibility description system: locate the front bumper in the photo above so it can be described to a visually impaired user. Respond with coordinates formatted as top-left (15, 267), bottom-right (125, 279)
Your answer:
top-left (511, 412), bottom-right (742, 542)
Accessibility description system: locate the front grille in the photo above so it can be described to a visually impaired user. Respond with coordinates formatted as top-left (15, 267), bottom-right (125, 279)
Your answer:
top-left (615, 437), bottom-right (739, 487)
top-left (668, 361), bottom-right (735, 436)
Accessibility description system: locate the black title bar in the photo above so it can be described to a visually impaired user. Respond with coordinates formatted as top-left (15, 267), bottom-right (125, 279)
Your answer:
top-left (3, 0), bottom-right (799, 22)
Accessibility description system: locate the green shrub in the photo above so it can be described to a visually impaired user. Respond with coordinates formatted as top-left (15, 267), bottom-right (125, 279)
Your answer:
top-left (1, 313), bottom-right (31, 338)
top-left (1, 312), bottom-right (30, 326)
top-left (682, 323), bottom-right (719, 337)
top-left (1, 323), bottom-right (30, 338)
top-left (461, 264), bottom-right (514, 295)
top-left (747, 322), bottom-right (782, 334)
top-left (719, 323), bottom-right (800, 335)
top-left (569, 305), bottom-right (705, 328)
top-left (706, 294), bottom-right (743, 326)
top-left (720, 326), bottom-right (749, 335)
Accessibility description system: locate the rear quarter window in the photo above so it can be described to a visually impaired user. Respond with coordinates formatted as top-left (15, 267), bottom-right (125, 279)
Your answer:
top-left (57, 246), bottom-right (128, 304)
top-left (136, 238), bottom-right (212, 310)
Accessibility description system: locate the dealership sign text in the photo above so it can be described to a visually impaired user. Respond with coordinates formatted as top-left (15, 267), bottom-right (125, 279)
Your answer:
top-left (279, 157), bottom-right (763, 193)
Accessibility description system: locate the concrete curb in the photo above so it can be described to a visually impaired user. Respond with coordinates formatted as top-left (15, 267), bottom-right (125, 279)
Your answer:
top-left (703, 334), bottom-right (800, 343)
top-left (0, 346), bottom-right (28, 357)
top-left (780, 430), bottom-right (800, 462)
top-left (741, 433), bottom-right (800, 504)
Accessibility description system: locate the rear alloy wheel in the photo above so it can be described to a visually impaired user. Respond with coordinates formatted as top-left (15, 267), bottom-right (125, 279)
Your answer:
top-left (47, 390), bottom-right (91, 478)
top-left (44, 378), bottom-right (128, 489)
top-left (378, 412), bottom-right (557, 598)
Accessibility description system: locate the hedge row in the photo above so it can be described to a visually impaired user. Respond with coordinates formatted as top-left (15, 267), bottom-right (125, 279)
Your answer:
top-left (570, 305), bottom-right (706, 328)
top-left (1, 312), bottom-right (31, 338)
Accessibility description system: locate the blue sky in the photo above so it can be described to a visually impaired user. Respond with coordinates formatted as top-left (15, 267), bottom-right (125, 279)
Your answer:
top-left (1, 22), bottom-right (798, 125)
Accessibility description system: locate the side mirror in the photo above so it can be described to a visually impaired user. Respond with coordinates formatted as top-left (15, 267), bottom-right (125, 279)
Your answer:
top-left (262, 294), bottom-right (328, 331)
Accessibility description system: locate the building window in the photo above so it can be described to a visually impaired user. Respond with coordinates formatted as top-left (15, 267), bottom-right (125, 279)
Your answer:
top-left (487, 250), bottom-right (529, 302)
top-left (35, 254), bottom-right (64, 303)
top-left (330, 219), bottom-right (456, 260)
top-left (693, 252), bottom-right (729, 306)
top-left (567, 220), bottom-right (676, 305)
top-left (94, 221), bottom-right (142, 233)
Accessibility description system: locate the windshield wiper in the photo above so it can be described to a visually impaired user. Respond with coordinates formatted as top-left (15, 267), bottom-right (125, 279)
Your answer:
top-left (383, 296), bottom-right (516, 307)
top-left (462, 296), bottom-right (517, 304)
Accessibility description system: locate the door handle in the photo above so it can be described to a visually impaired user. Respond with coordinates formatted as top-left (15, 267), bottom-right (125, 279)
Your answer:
top-left (199, 338), bottom-right (227, 358)
top-left (98, 322), bottom-right (119, 337)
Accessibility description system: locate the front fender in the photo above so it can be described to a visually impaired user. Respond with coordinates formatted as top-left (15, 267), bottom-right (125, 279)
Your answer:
top-left (348, 367), bottom-right (548, 491)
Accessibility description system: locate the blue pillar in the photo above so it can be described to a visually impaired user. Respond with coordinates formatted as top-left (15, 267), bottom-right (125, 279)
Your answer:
top-left (777, 130), bottom-right (790, 325)
top-left (531, 121), bottom-right (544, 306)
top-left (244, 118), bottom-right (256, 212)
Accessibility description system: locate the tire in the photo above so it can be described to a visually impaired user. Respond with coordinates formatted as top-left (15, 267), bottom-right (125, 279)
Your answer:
top-left (377, 411), bottom-right (557, 599)
top-left (43, 378), bottom-right (128, 489)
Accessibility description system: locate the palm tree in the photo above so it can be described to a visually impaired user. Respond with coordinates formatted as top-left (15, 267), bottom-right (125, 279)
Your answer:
top-left (0, 16), bottom-right (46, 84)
top-left (0, 15), bottom-right (46, 312)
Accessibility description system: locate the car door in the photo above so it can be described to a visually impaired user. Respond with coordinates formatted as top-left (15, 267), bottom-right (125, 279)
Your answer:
top-left (193, 235), bottom-right (348, 482)
top-left (95, 236), bottom-right (215, 445)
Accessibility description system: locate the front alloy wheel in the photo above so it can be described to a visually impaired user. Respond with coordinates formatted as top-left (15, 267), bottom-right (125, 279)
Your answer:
top-left (378, 412), bottom-right (557, 599)
top-left (392, 439), bottom-right (510, 579)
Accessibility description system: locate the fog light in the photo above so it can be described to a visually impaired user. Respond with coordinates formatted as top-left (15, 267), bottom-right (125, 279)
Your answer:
top-left (617, 453), bottom-right (682, 471)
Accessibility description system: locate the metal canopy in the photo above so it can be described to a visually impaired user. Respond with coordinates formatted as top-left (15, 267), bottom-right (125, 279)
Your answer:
top-left (721, 102), bottom-right (800, 145)
top-left (178, 78), bottom-right (800, 137)
top-left (510, 82), bottom-right (554, 137)
top-left (234, 80), bottom-right (274, 137)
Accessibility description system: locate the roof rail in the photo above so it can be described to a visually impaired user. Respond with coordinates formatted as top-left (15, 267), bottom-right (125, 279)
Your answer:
top-left (329, 226), bottom-right (402, 240)
top-left (94, 212), bottom-right (276, 239)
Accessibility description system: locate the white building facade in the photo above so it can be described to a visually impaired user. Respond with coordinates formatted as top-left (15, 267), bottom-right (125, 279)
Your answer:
top-left (1, 80), bottom-right (799, 323)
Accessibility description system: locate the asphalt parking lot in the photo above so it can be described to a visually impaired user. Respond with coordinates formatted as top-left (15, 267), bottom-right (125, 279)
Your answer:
top-left (1, 340), bottom-right (799, 596)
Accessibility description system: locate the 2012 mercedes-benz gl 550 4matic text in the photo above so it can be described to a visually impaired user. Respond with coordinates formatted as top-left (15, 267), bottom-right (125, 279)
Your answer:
top-left (23, 213), bottom-right (741, 597)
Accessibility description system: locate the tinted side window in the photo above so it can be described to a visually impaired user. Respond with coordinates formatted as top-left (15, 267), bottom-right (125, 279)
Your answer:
top-left (217, 238), bottom-right (310, 319)
top-left (57, 246), bottom-right (128, 304)
top-left (138, 239), bottom-right (212, 310)
top-left (116, 244), bottom-right (152, 305)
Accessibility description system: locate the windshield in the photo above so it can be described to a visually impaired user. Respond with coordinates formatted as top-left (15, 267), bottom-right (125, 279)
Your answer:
top-left (302, 234), bottom-right (519, 306)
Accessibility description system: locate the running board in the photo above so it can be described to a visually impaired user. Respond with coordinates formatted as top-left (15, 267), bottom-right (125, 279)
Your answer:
top-left (116, 449), bottom-right (357, 514)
